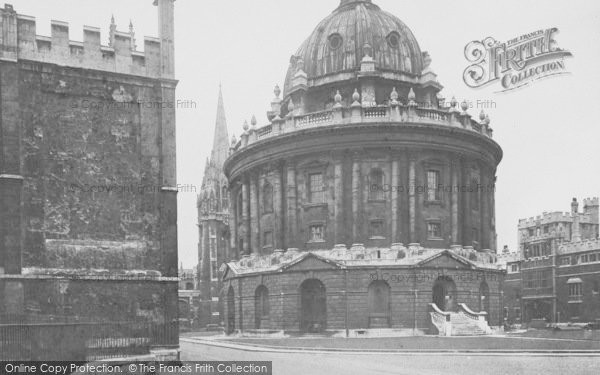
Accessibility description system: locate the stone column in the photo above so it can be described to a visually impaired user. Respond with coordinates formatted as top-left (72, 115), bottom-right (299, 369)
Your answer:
top-left (451, 159), bottom-right (460, 244)
top-left (391, 158), bottom-right (400, 243)
top-left (286, 163), bottom-right (297, 248)
top-left (230, 185), bottom-right (238, 259)
top-left (334, 157), bottom-right (344, 244)
top-left (273, 165), bottom-right (283, 249)
top-left (462, 158), bottom-right (472, 246)
top-left (386, 157), bottom-right (394, 243)
top-left (242, 179), bottom-right (250, 255)
top-left (250, 174), bottom-right (259, 254)
top-left (480, 173), bottom-right (490, 249)
top-left (408, 157), bottom-right (416, 243)
top-left (352, 155), bottom-right (361, 240)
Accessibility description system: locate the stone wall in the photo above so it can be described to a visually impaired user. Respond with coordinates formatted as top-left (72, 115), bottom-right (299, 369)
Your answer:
top-left (224, 267), bottom-right (503, 333)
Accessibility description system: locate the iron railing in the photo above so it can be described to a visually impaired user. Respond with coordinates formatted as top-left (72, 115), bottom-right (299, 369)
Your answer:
top-left (0, 319), bottom-right (178, 361)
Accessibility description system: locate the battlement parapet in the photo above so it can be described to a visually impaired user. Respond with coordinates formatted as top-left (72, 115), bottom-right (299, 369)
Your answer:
top-left (518, 211), bottom-right (573, 228)
top-left (1, 5), bottom-right (162, 78)
top-left (558, 238), bottom-right (600, 255)
top-left (583, 197), bottom-right (599, 207)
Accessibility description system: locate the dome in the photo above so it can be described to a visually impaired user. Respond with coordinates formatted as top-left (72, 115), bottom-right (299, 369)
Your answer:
top-left (283, 0), bottom-right (424, 97)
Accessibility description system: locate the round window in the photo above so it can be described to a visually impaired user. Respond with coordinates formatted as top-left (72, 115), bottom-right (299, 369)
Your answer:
top-left (328, 33), bottom-right (343, 50)
top-left (387, 32), bottom-right (400, 48)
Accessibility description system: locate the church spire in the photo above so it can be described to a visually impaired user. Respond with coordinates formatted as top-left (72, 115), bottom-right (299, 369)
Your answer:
top-left (210, 85), bottom-right (230, 169)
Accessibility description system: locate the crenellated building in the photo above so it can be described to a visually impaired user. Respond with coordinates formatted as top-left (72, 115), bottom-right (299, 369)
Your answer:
top-left (220, 0), bottom-right (504, 336)
top-left (196, 86), bottom-right (231, 327)
top-left (0, 1), bottom-right (178, 360)
top-left (504, 197), bottom-right (600, 325)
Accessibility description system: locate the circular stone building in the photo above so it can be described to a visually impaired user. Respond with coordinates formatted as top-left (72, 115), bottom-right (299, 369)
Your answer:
top-left (222, 0), bottom-right (504, 336)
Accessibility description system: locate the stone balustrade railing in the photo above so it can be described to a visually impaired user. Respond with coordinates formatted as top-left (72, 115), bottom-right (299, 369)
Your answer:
top-left (232, 103), bottom-right (494, 153)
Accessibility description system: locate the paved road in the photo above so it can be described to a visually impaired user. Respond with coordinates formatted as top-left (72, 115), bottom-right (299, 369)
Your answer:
top-left (180, 340), bottom-right (600, 375)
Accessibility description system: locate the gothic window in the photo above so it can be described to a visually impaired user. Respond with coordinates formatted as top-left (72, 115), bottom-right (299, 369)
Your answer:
top-left (222, 186), bottom-right (229, 210)
top-left (308, 173), bottom-right (325, 204)
top-left (209, 238), bottom-right (217, 260)
top-left (309, 224), bottom-right (325, 242)
top-left (426, 170), bottom-right (441, 201)
top-left (568, 280), bottom-right (583, 298)
top-left (368, 169), bottom-right (385, 201)
top-left (210, 260), bottom-right (218, 281)
top-left (263, 182), bottom-right (274, 214)
top-left (427, 221), bottom-right (442, 240)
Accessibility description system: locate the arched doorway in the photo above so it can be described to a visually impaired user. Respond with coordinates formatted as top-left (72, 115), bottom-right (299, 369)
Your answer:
top-left (299, 279), bottom-right (326, 333)
top-left (479, 281), bottom-right (490, 317)
top-left (255, 285), bottom-right (270, 329)
top-left (368, 280), bottom-right (391, 328)
top-left (226, 286), bottom-right (235, 334)
top-left (432, 276), bottom-right (457, 311)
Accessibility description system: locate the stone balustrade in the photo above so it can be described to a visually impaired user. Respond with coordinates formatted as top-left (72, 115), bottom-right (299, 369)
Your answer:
top-left (232, 103), bottom-right (494, 153)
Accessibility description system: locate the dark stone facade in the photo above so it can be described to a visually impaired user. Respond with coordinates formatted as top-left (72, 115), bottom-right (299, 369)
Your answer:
top-left (0, 0), bottom-right (178, 342)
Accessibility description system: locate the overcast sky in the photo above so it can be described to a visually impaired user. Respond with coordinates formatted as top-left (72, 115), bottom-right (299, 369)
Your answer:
top-left (12, 0), bottom-right (600, 267)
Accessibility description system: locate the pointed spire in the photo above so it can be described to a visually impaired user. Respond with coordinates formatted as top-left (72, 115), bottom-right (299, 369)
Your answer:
top-left (209, 85), bottom-right (230, 169)
top-left (109, 15), bottom-right (117, 47)
top-left (129, 19), bottom-right (137, 51)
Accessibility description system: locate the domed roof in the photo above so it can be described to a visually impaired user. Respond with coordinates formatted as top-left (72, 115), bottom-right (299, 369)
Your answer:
top-left (284, 0), bottom-right (424, 96)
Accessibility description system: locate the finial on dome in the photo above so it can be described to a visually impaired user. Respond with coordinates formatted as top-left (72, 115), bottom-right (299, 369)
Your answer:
top-left (479, 110), bottom-right (486, 121)
top-left (243, 120), bottom-right (249, 131)
top-left (460, 100), bottom-right (469, 113)
top-left (485, 114), bottom-right (491, 125)
top-left (408, 87), bottom-right (417, 106)
top-left (352, 88), bottom-right (361, 106)
top-left (251, 115), bottom-right (257, 128)
top-left (390, 87), bottom-right (399, 104)
top-left (274, 84), bottom-right (281, 99)
top-left (334, 90), bottom-right (343, 108)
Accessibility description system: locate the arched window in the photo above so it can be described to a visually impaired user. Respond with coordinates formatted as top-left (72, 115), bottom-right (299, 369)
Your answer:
top-left (255, 285), bottom-right (270, 329)
top-left (222, 186), bottom-right (229, 210)
top-left (368, 169), bottom-right (385, 201)
top-left (262, 182), bottom-right (273, 213)
top-left (210, 191), bottom-right (216, 211)
top-left (368, 280), bottom-right (391, 328)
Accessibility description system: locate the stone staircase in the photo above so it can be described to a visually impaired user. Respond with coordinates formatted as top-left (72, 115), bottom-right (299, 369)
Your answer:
top-left (429, 303), bottom-right (492, 336)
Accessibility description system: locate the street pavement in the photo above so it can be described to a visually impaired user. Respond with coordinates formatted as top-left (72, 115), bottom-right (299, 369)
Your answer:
top-left (180, 340), bottom-right (600, 375)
